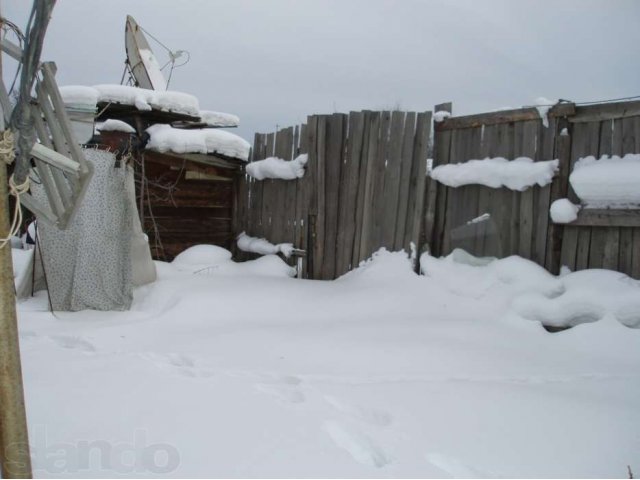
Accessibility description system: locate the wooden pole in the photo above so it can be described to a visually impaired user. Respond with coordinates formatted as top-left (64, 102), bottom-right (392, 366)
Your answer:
top-left (0, 4), bottom-right (33, 470)
top-left (0, 155), bottom-right (32, 479)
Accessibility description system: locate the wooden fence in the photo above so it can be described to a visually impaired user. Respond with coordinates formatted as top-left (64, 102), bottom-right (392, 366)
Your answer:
top-left (236, 100), bottom-right (640, 280)
top-left (429, 100), bottom-right (640, 278)
top-left (236, 110), bottom-right (431, 279)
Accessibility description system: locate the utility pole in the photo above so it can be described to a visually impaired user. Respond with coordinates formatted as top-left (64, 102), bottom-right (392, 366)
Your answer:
top-left (0, 118), bottom-right (32, 477)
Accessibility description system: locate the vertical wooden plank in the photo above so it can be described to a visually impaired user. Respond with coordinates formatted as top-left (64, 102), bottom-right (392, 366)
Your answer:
top-left (336, 111), bottom-right (365, 275)
top-left (575, 121), bottom-right (600, 271)
top-left (517, 120), bottom-right (539, 259)
top-left (249, 133), bottom-right (265, 238)
top-left (261, 132), bottom-right (276, 242)
top-left (314, 115), bottom-right (327, 277)
top-left (619, 117), bottom-right (638, 277)
top-left (381, 110), bottom-right (406, 249)
top-left (305, 116), bottom-right (319, 278)
top-left (475, 123), bottom-right (498, 257)
top-left (396, 112), bottom-right (418, 251)
top-left (546, 121), bottom-right (571, 273)
top-left (431, 127), bottom-right (451, 257)
top-left (352, 111), bottom-right (373, 267)
top-left (321, 113), bottom-right (346, 279)
top-left (358, 112), bottom-right (381, 263)
top-left (632, 229), bottom-right (640, 279)
top-left (407, 111), bottom-right (432, 255)
top-left (370, 111), bottom-right (391, 254)
top-left (494, 122), bottom-right (515, 257)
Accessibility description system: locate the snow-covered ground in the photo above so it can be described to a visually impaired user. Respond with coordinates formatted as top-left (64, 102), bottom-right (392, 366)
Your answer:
top-left (15, 248), bottom-right (640, 478)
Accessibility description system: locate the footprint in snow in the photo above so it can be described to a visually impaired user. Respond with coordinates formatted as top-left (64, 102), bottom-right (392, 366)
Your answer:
top-left (254, 374), bottom-right (305, 404)
top-left (50, 335), bottom-right (96, 353)
top-left (323, 420), bottom-right (391, 468)
top-left (139, 352), bottom-right (215, 378)
top-left (426, 452), bottom-right (497, 478)
top-left (323, 395), bottom-right (393, 427)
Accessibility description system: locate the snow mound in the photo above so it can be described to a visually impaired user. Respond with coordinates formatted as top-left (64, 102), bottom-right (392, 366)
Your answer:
top-left (339, 248), bottom-right (416, 283)
top-left (199, 110), bottom-right (240, 127)
top-left (237, 232), bottom-right (294, 258)
top-left (172, 244), bottom-right (232, 268)
top-left (430, 157), bottom-right (558, 191)
top-left (96, 119), bottom-right (136, 134)
top-left (146, 124), bottom-right (250, 161)
top-left (421, 250), bottom-right (564, 300)
top-left (570, 154), bottom-right (640, 207)
top-left (197, 254), bottom-right (297, 278)
top-left (549, 198), bottom-right (580, 223)
top-left (246, 154), bottom-right (308, 181)
top-left (512, 269), bottom-right (640, 328)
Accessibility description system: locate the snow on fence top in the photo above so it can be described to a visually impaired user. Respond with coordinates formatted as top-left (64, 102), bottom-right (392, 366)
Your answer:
top-left (145, 124), bottom-right (251, 161)
top-left (60, 85), bottom-right (200, 117)
top-left (429, 157), bottom-right (559, 191)
top-left (199, 110), bottom-right (240, 128)
top-left (246, 154), bottom-right (308, 180)
top-left (237, 232), bottom-right (294, 258)
top-left (570, 154), bottom-right (640, 208)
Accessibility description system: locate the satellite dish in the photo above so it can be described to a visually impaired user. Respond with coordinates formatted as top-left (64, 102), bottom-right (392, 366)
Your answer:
top-left (125, 15), bottom-right (167, 91)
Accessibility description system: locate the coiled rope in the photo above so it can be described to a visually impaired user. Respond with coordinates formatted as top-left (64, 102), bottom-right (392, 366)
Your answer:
top-left (0, 130), bottom-right (30, 249)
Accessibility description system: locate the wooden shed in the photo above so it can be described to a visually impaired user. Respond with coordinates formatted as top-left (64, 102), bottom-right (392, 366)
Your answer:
top-left (92, 104), bottom-right (247, 261)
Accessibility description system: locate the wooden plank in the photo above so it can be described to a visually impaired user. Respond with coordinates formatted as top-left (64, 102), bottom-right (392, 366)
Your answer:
top-left (304, 116), bottom-right (319, 278)
top-left (517, 120), bottom-right (539, 259)
top-left (495, 122), bottom-right (515, 257)
top-left (314, 115), bottom-right (327, 277)
top-left (533, 116), bottom-right (555, 267)
top-left (336, 111), bottom-right (365, 275)
top-left (249, 133), bottom-right (265, 237)
top-left (321, 113), bottom-right (346, 279)
top-left (261, 133), bottom-right (276, 241)
top-left (407, 111), bottom-right (432, 255)
top-left (618, 228), bottom-right (634, 276)
top-left (632, 229), bottom-right (640, 279)
top-left (569, 100), bottom-right (640, 123)
top-left (435, 103), bottom-right (575, 131)
top-left (380, 110), bottom-right (406, 249)
top-left (397, 112), bottom-right (418, 251)
top-left (473, 123), bottom-right (497, 257)
top-left (358, 112), bottom-right (381, 263)
top-left (370, 111), bottom-right (391, 253)
top-left (621, 117), bottom-right (637, 155)
top-left (352, 111), bottom-right (373, 267)
top-left (431, 128), bottom-right (452, 256)
top-left (566, 209), bottom-right (640, 227)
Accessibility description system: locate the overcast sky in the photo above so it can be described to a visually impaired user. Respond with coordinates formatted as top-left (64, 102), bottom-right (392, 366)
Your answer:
top-left (3, 0), bottom-right (640, 140)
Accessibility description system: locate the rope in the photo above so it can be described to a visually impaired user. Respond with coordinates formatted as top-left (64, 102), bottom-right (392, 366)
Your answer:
top-left (0, 174), bottom-right (30, 249)
top-left (525, 94), bottom-right (640, 108)
top-left (0, 130), bottom-right (30, 249)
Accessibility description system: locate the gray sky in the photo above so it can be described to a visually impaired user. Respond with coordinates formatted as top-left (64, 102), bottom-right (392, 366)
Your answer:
top-left (3, 0), bottom-right (640, 141)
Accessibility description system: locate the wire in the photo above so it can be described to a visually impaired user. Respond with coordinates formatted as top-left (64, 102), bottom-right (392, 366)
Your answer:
top-left (525, 95), bottom-right (640, 108)
top-left (137, 23), bottom-right (190, 89)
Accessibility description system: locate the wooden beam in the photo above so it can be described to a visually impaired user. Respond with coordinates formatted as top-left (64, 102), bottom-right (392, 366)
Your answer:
top-left (569, 100), bottom-right (640, 123)
top-left (435, 103), bottom-right (576, 131)
top-left (558, 209), bottom-right (640, 228)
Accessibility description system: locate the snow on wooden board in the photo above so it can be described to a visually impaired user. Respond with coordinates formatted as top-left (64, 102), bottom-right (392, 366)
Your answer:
top-left (60, 85), bottom-right (200, 117)
top-left (430, 157), bottom-right (559, 191)
top-left (145, 123), bottom-right (251, 161)
top-left (199, 110), bottom-right (240, 127)
top-left (15, 248), bottom-right (640, 477)
top-left (570, 153), bottom-right (640, 208)
top-left (246, 154), bottom-right (308, 180)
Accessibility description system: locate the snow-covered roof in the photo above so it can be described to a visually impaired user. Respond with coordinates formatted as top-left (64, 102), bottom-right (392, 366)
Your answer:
top-left (60, 84), bottom-right (200, 117)
top-left (145, 123), bottom-right (251, 161)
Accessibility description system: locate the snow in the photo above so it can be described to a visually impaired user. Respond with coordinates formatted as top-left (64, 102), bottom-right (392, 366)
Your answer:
top-left (95, 119), bottom-right (136, 134)
top-left (61, 85), bottom-right (200, 117)
top-left (237, 231), bottom-right (295, 258)
top-left (570, 153), bottom-right (640, 207)
top-left (430, 157), bottom-right (559, 191)
top-left (549, 198), bottom-right (581, 223)
top-left (534, 96), bottom-right (557, 128)
top-left (433, 111), bottom-right (451, 122)
top-left (199, 110), bottom-right (240, 127)
top-left (246, 154), bottom-right (308, 180)
top-left (14, 246), bottom-right (640, 477)
top-left (172, 244), bottom-right (232, 269)
top-left (59, 85), bottom-right (99, 107)
top-left (138, 48), bottom-right (167, 91)
top-left (145, 124), bottom-right (251, 161)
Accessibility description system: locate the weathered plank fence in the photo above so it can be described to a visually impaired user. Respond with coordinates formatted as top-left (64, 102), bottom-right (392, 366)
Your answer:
top-left (237, 110), bottom-right (432, 279)
top-left (236, 100), bottom-right (640, 280)
top-left (429, 100), bottom-right (640, 278)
